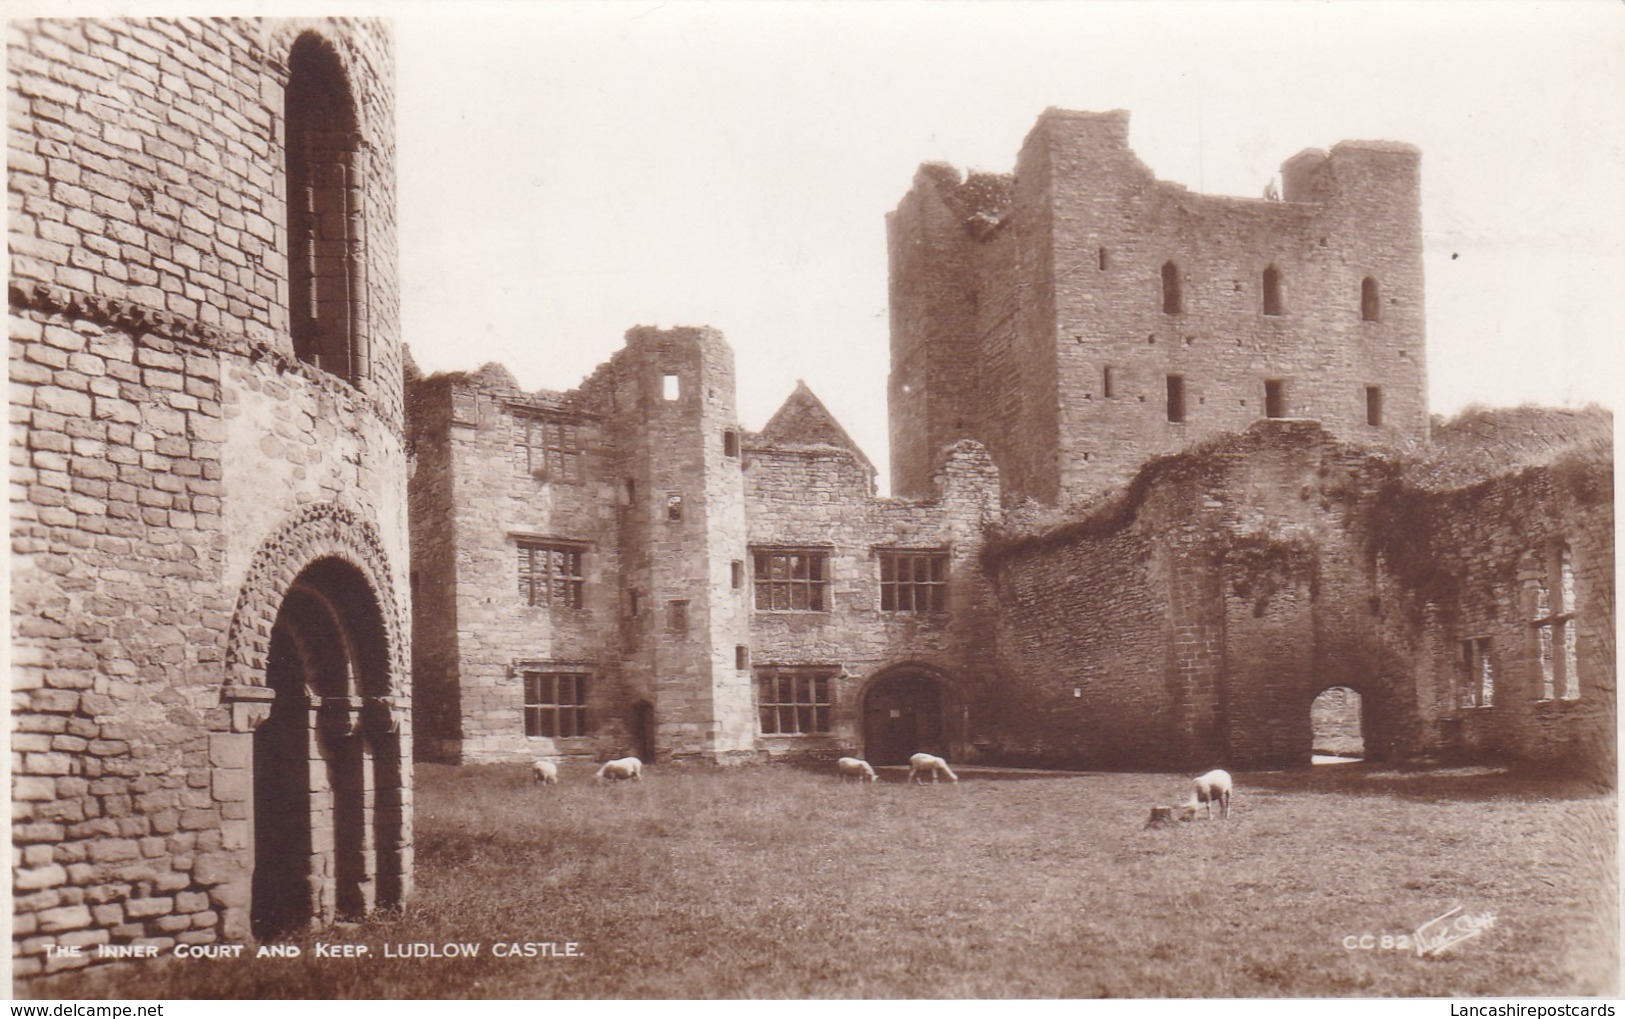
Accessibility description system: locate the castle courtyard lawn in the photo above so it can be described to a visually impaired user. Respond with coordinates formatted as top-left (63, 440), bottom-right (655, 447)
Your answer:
top-left (27, 761), bottom-right (1617, 999)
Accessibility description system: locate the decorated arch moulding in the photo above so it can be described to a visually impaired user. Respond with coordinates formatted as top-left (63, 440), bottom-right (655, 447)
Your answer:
top-left (224, 502), bottom-right (406, 729)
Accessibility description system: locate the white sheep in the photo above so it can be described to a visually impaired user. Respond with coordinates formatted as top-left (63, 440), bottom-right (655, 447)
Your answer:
top-left (595, 756), bottom-right (643, 782)
top-left (835, 756), bottom-right (878, 783)
top-left (1186, 768), bottom-right (1232, 819)
top-left (907, 752), bottom-right (958, 784)
top-left (531, 759), bottom-right (559, 785)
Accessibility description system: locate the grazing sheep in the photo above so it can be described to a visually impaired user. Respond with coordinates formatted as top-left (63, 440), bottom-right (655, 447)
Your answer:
top-left (1186, 768), bottom-right (1232, 819)
top-left (907, 752), bottom-right (958, 784)
top-left (836, 756), bottom-right (878, 783)
top-left (531, 759), bottom-right (559, 785)
top-left (595, 756), bottom-right (643, 782)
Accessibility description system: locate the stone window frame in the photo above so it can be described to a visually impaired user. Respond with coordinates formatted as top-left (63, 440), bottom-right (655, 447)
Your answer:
top-left (284, 32), bottom-right (370, 388)
top-left (751, 546), bottom-right (833, 612)
top-left (756, 665), bottom-right (836, 736)
top-left (1361, 276), bottom-right (1382, 322)
top-left (512, 409), bottom-right (585, 483)
top-left (1262, 265), bottom-right (1285, 316)
top-left (520, 668), bottom-right (590, 739)
top-left (1264, 379), bottom-right (1287, 419)
top-left (515, 537), bottom-right (586, 609)
top-left (1458, 636), bottom-right (1494, 709)
top-left (1161, 260), bottom-right (1184, 315)
top-left (1166, 374), bottom-right (1187, 424)
top-left (876, 547), bottom-right (950, 613)
top-left (1365, 385), bottom-right (1383, 427)
top-left (1528, 543), bottom-right (1580, 701)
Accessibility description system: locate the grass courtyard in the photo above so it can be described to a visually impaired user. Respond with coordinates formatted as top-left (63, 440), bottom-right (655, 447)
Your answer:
top-left (24, 759), bottom-right (1618, 999)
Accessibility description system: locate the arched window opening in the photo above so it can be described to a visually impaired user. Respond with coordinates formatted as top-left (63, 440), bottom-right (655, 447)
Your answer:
top-left (1161, 261), bottom-right (1183, 314)
top-left (285, 34), bottom-right (368, 386)
top-left (1361, 277), bottom-right (1381, 322)
top-left (1311, 687), bottom-right (1364, 763)
top-left (1262, 265), bottom-right (1284, 316)
top-left (1098, 247), bottom-right (1109, 271)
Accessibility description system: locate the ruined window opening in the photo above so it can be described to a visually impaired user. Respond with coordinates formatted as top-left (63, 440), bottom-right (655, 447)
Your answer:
top-left (1361, 277), bottom-right (1381, 322)
top-left (1102, 366), bottom-right (1116, 398)
top-left (1166, 375), bottom-right (1186, 423)
top-left (723, 429), bottom-right (739, 457)
top-left (731, 560), bottom-right (744, 590)
top-left (1264, 379), bottom-right (1286, 419)
top-left (624, 478), bottom-right (637, 505)
top-left (516, 413), bottom-right (583, 482)
top-left (523, 671), bottom-right (589, 738)
top-left (1530, 543), bottom-right (1580, 700)
top-left (1262, 265), bottom-right (1284, 316)
top-left (1366, 386), bottom-right (1383, 427)
top-left (879, 550), bottom-right (949, 612)
top-left (735, 645), bottom-right (749, 670)
top-left (1098, 247), bottom-right (1109, 271)
top-left (516, 540), bottom-right (585, 609)
top-left (667, 600), bottom-right (689, 636)
top-left (285, 33), bottom-right (368, 386)
top-left (662, 373), bottom-right (681, 401)
top-left (753, 549), bottom-right (830, 612)
top-left (1458, 638), bottom-right (1494, 709)
top-left (665, 493), bottom-right (683, 522)
top-left (1161, 261), bottom-right (1183, 314)
top-left (629, 589), bottom-right (641, 617)
top-left (756, 666), bottom-right (834, 735)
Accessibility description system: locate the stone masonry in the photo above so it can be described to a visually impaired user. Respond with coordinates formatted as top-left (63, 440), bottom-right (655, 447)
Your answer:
top-left (889, 108), bottom-right (1426, 506)
top-left (408, 329), bottom-right (1003, 765)
top-left (406, 107), bottom-right (1610, 785)
top-left (11, 18), bottom-right (411, 977)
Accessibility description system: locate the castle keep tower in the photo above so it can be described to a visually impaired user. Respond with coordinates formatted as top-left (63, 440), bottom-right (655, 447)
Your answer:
top-left (888, 108), bottom-right (1428, 504)
top-left (11, 18), bottom-right (410, 974)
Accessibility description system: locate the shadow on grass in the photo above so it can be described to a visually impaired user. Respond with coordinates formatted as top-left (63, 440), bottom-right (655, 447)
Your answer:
top-left (1242, 760), bottom-right (1612, 803)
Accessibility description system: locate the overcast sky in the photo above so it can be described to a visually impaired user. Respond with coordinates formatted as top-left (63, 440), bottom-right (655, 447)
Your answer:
top-left (388, 1), bottom-right (1623, 491)
top-left (37, 1), bottom-right (1625, 493)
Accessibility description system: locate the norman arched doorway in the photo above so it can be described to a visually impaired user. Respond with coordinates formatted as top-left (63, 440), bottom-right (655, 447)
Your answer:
top-left (862, 667), bottom-right (955, 767)
top-left (252, 557), bottom-right (395, 938)
top-left (1310, 686), bottom-right (1365, 762)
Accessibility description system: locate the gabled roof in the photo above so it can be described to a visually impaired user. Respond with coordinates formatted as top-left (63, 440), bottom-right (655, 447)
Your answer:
top-left (757, 380), bottom-right (875, 474)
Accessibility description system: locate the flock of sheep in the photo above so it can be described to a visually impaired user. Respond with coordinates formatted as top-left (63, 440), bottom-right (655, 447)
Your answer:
top-left (533, 753), bottom-right (1235, 821)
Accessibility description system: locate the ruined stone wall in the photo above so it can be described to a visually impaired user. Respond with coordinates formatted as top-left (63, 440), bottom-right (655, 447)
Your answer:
top-left (11, 17), bottom-right (409, 977)
top-left (405, 375), bottom-right (463, 760)
top-left (744, 439), bottom-right (1001, 761)
top-left (1412, 461), bottom-right (1615, 779)
top-left (406, 368), bottom-right (623, 764)
top-left (985, 420), bottom-right (1609, 776)
top-left (888, 108), bottom-right (1428, 506)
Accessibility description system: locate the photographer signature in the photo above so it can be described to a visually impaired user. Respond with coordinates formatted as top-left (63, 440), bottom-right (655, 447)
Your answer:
top-left (1413, 904), bottom-right (1496, 957)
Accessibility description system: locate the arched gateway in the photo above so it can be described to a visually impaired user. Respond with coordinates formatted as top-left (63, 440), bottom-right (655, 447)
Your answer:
top-left (861, 665), bottom-right (959, 767)
top-left (221, 504), bottom-right (410, 939)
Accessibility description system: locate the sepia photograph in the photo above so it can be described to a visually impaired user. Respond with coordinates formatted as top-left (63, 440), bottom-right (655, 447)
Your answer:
top-left (8, 0), bottom-right (1621, 1003)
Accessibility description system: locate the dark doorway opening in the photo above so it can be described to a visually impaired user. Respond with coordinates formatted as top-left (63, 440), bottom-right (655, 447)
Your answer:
top-left (863, 671), bottom-right (946, 766)
top-left (252, 558), bottom-right (391, 939)
top-left (630, 700), bottom-right (656, 763)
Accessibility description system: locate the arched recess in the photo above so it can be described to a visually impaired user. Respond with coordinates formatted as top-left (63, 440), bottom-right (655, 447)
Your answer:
top-left (285, 31), bottom-right (369, 385)
top-left (859, 663), bottom-right (962, 767)
top-left (1310, 685), bottom-right (1366, 761)
top-left (221, 503), bottom-right (409, 938)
